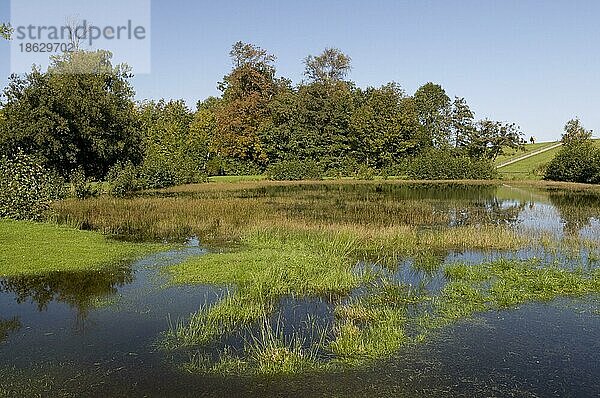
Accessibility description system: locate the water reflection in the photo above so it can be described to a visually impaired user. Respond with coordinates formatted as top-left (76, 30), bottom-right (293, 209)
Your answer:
top-left (0, 267), bottom-right (133, 319)
top-left (0, 317), bottom-right (21, 343)
top-left (549, 192), bottom-right (600, 238)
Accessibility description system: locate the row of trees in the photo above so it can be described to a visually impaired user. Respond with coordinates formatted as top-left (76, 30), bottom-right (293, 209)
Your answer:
top-left (1, 41), bottom-right (526, 188)
top-left (202, 42), bottom-right (523, 176)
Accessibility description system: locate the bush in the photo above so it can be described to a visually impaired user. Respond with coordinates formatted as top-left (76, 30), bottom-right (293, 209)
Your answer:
top-left (175, 162), bottom-right (207, 185)
top-left (69, 167), bottom-right (99, 199)
top-left (107, 162), bottom-right (141, 197)
top-left (381, 160), bottom-right (410, 179)
top-left (0, 151), bottom-right (62, 220)
top-left (355, 164), bottom-right (376, 180)
top-left (266, 160), bottom-right (323, 181)
top-left (139, 160), bottom-right (179, 189)
top-left (406, 150), bottom-right (497, 180)
top-left (220, 158), bottom-right (263, 177)
top-left (322, 158), bottom-right (359, 179)
top-left (545, 142), bottom-right (600, 184)
top-left (139, 159), bottom-right (206, 190)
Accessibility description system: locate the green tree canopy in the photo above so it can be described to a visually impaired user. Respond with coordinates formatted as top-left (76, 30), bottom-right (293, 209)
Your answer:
top-left (451, 97), bottom-right (475, 148)
top-left (561, 118), bottom-right (593, 145)
top-left (350, 83), bottom-right (419, 167)
top-left (304, 48), bottom-right (352, 83)
top-left (545, 119), bottom-right (599, 184)
top-left (0, 50), bottom-right (141, 179)
top-left (464, 120), bottom-right (524, 160)
top-left (413, 82), bottom-right (452, 147)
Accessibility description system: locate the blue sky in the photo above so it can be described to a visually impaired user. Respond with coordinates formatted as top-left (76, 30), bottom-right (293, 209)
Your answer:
top-left (1, 0), bottom-right (600, 141)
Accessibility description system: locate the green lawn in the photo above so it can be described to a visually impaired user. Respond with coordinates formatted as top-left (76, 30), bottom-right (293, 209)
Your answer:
top-left (498, 139), bottom-right (600, 180)
top-left (499, 145), bottom-right (564, 180)
top-left (494, 141), bottom-right (559, 166)
top-left (0, 220), bottom-right (161, 276)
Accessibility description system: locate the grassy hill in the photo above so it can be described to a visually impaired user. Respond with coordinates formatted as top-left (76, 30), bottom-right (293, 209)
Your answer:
top-left (497, 140), bottom-right (600, 180)
top-left (494, 142), bottom-right (560, 167)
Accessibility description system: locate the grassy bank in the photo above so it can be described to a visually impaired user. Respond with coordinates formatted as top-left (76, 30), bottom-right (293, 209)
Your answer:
top-left (497, 140), bottom-right (600, 180)
top-left (0, 220), bottom-right (161, 276)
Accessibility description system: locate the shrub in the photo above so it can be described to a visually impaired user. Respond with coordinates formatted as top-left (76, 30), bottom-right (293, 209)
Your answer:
top-left (0, 151), bottom-right (62, 220)
top-left (69, 167), bottom-right (99, 199)
top-left (107, 162), bottom-right (141, 197)
top-left (406, 150), bottom-right (497, 180)
top-left (355, 165), bottom-right (376, 180)
top-left (322, 158), bottom-right (359, 179)
top-left (175, 162), bottom-right (207, 185)
top-left (545, 142), bottom-right (600, 184)
top-left (266, 160), bottom-right (323, 181)
top-left (205, 156), bottom-right (224, 176)
top-left (220, 158), bottom-right (263, 177)
top-left (532, 162), bottom-right (549, 179)
top-left (139, 160), bottom-right (178, 189)
top-left (381, 160), bottom-right (410, 179)
top-left (139, 159), bottom-right (206, 190)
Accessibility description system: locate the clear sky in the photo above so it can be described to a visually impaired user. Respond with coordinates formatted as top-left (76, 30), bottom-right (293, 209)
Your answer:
top-left (1, 0), bottom-right (599, 141)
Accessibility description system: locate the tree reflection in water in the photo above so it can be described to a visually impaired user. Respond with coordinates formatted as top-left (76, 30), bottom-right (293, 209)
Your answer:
top-left (0, 266), bottom-right (134, 330)
top-left (0, 317), bottom-right (21, 343)
top-left (549, 191), bottom-right (600, 237)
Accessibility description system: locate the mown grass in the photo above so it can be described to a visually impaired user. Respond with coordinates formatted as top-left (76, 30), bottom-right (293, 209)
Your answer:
top-left (0, 219), bottom-right (161, 276)
top-left (499, 145), bottom-right (563, 180)
top-left (494, 141), bottom-right (558, 166)
top-left (498, 139), bottom-right (600, 180)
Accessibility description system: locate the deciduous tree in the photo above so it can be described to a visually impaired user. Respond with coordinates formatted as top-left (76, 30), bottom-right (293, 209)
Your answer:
top-left (413, 83), bottom-right (452, 147)
top-left (304, 48), bottom-right (351, 83)
top-left (451, 97), bottom-right (475, 148)
top-left (0, 50), bottom-right (141, 178)
top-left (561, 118), bottom-right (592, 145)
top-left (465, 120), bottom-right (524, 160)
top-left (213, 42), bottom-right (277, 163)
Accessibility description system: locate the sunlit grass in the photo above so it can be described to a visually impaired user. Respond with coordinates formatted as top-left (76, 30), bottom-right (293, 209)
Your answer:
top-left (180, 317), bottom-right (328, 376)
top-left (0, 219), bottom-right (161, 276)
top-left (431, 259), bottom-right (600, 325)
top-left (51, 181), bottom-right (513, 244)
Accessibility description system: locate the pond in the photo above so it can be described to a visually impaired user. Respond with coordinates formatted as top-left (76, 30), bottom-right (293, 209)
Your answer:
top-left (1, 182), bottom-right (600, 397)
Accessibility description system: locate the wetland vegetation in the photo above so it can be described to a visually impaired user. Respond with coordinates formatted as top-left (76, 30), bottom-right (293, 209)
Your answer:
top-left (1, 180), bottom-right (600, 396)
top-left (16, 180), bottom-right (593, 380)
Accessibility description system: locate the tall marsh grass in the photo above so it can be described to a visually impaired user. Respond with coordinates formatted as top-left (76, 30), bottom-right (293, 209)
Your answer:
top-left (51, 181), bottom-right (525, 246)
